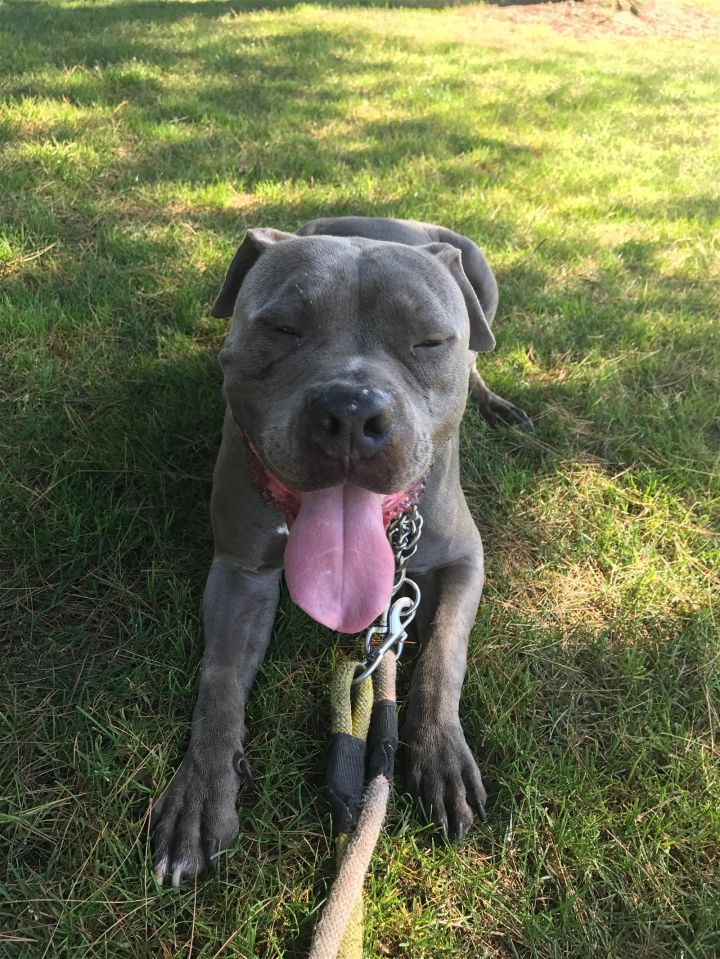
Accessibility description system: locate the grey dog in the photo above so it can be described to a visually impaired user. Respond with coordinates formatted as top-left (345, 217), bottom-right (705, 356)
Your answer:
top-left (151, 216), bottom-right (531, 886)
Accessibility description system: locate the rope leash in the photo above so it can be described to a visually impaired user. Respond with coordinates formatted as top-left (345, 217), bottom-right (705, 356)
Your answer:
top-left (308, 507), bottom-right (422, 959)
top-left (308, 654), bottom-right (397, 959)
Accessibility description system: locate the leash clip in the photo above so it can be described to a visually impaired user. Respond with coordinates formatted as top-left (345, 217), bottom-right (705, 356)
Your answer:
top-left (353, 507), bottom-right (423, 685)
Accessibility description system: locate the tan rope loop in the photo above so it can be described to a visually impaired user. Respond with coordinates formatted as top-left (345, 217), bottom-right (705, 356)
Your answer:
top-left (307, 777), bottom-right (390, 959)
top-left (308, 652), bottom-right (397, 959)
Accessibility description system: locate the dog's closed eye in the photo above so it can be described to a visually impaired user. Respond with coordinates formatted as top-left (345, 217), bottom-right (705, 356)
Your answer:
top-left (413, 335), bottom-right (457, 350)
top-left (273, 325), bottom-right (302, 339)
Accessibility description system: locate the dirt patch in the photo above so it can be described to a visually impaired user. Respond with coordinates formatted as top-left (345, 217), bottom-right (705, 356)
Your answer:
top-left (488, 0), bottom-right (720, 38)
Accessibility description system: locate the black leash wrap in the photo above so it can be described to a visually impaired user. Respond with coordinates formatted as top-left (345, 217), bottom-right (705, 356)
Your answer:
top-left (366, 700), bottom-right (398, 782)
top-left (326, 733), bottom-right (366, 835)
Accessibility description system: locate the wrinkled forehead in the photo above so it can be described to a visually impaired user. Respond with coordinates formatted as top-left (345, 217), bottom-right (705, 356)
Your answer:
top-left (356, 242), bottom-right (461, 314)
top-left (237, 236), bottom-right (460, 318)
top-left (239, 236), bottom-right (358, 313)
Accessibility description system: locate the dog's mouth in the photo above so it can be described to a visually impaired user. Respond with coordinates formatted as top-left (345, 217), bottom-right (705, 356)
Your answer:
top-left (245, 436), bottom-right (425, 633)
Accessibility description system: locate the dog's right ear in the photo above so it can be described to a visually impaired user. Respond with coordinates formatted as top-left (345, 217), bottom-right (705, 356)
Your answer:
top-left (211, 228), bottom-right (294, 318)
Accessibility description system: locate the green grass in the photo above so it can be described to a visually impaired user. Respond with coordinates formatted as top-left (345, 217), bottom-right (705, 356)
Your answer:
top-left (2, 0), bottom-right (719, 955)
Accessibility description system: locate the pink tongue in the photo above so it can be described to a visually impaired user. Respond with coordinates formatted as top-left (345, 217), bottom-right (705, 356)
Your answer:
top-left (284, 485), bottom-right (395, 634)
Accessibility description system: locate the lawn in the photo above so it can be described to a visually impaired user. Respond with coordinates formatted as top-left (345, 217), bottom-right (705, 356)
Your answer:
top-left (1, 0), bottom-right (719, 956)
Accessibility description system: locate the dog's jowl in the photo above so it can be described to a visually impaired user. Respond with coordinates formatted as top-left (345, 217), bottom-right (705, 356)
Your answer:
top-left (151, 216), bottom-right (531, 885)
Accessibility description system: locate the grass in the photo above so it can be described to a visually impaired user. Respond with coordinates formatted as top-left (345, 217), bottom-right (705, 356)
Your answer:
top-left (1, 0), bottom-right (719, 955)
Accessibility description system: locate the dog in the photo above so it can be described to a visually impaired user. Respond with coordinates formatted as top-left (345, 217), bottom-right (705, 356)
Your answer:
top-left (151, 216), bottom-right (532, 886)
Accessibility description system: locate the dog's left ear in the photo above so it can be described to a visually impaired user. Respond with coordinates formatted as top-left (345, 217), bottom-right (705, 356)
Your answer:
top-left (422, 243), bottom-right (496, 352)
top-left (211, 228), bottom-right (294, 318)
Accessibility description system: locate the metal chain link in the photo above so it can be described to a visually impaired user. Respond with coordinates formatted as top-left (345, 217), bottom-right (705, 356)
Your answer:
top-left (352, 506), bottom-right (423, 685)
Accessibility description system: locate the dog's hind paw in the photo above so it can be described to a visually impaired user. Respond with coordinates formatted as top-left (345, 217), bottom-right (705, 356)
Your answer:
top-left (475, 390), bottom-right (534, 432)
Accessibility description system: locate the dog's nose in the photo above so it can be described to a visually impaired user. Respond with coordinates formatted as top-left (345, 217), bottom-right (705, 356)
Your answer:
top-left (307, 384), bottom-right (393, 460)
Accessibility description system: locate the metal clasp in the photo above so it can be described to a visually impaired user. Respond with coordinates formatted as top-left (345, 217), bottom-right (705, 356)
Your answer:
top-left (352, 507), bottom-right (422, 685)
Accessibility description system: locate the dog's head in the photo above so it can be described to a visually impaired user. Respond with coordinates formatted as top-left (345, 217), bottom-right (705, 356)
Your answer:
top-left (212, 228), bottom-right (495, 633)
top-left (214, 228), bottom-right (494, 495)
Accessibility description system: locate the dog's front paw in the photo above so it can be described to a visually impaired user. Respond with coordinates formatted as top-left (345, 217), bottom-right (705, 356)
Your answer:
top-left (403, 721), bottom-right (486, 843)
top-left (151, 745), bottom-right (251, 887)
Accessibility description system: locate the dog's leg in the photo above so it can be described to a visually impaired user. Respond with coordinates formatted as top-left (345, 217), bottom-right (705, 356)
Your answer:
top-left (151, 561), bottom-right (280, 885)
top-left (402, 549), bottom-right (487, 842)
top-left (469, 365), bottom-right (533, 432)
